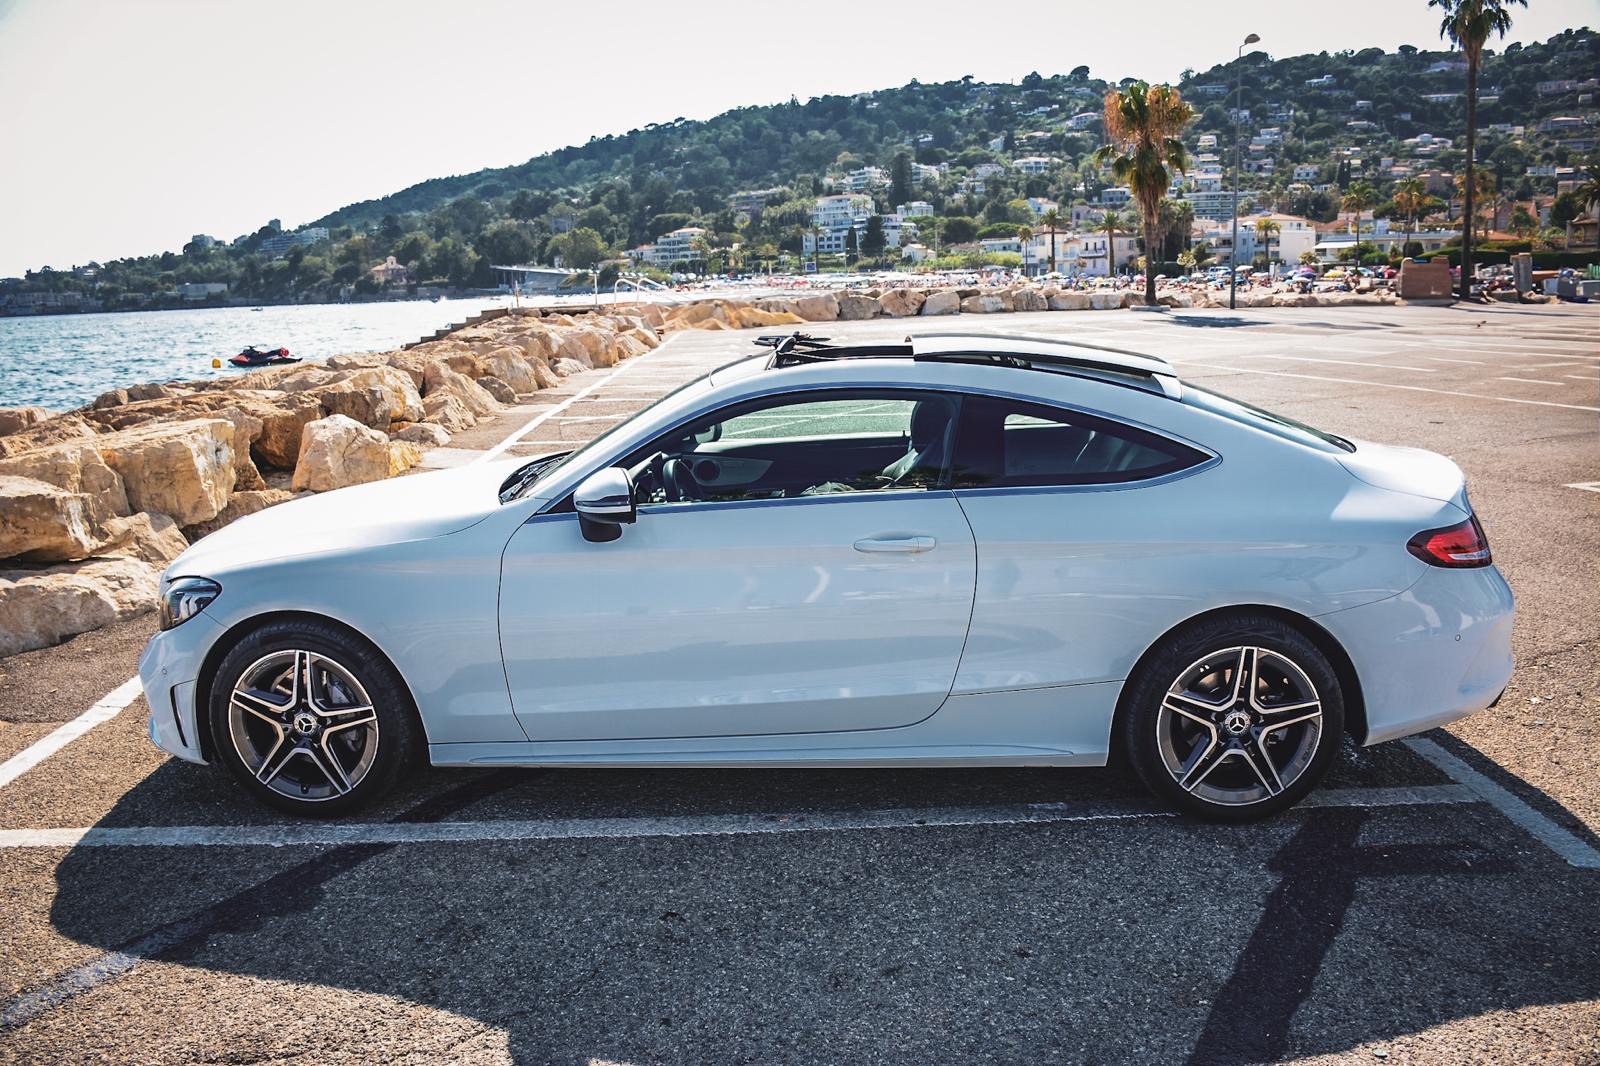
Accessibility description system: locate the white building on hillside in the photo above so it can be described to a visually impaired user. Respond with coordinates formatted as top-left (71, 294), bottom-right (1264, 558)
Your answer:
top-left (813, 195), bottom-right (873, 230)
top-left (1013, 155), bottom-right (1060, 174)
top-left (896, 201), bottom-right (935, 219)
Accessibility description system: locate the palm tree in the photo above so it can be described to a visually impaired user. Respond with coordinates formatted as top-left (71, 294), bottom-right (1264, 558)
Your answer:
top-left (1431, 0), bottom-right (1527, 298)
top-left (1100, 210), bottom-right (1128, 276)
top-left (1017, 225), bottom-right (1034, 274)
top-left (1391, 176), bottom-right (1432, 256)
top-left (1299, 250), bottom-right (1319, 267)
top-left (1341, 181), bottom-right (1377, 263)
top-left (1190, 241), bottom-right (1212, 271)
top-left (1038, 208), bottom-right (1064, 271)
top-left (1454, 169), bottom-right (1497, 238)
top-left (1578, 163), bottom-right (1600, 214)
top-left (1092, 82), bottom-right (1195, 304)
top-left (1254, 217), bottom-right (1281, 272)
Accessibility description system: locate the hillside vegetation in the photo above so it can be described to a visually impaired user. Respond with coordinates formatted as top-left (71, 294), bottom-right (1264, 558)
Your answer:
top-left (8, 28), bottom-right (1595, 308)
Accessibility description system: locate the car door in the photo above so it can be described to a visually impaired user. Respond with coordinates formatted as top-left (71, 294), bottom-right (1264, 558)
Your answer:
top-left (498, 389), bottom-right (978, 742)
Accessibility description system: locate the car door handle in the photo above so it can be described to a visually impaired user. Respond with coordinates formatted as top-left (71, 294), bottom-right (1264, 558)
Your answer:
top-left (853, 536), bottom-right (936, 554)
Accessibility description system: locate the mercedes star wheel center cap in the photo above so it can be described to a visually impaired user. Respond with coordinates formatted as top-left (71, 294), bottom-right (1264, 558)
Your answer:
top-left (292, 711), bottom-right (319, 736)
top-left (1223, 709), bottom-right (1252, 736)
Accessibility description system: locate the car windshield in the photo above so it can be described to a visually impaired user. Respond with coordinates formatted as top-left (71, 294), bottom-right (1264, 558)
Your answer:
top-left (1181, 382), bottom-right (1355, 453)
top-left (498, 370), bottom-right (715, 503)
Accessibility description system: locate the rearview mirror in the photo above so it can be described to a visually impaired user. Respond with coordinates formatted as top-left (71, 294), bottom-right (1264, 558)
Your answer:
top-left (574, 467), bottom-right (636, 543)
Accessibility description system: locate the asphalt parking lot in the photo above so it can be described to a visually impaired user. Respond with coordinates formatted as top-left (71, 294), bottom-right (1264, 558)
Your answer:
top-left (1, 301), bottom-right (1597, 1064)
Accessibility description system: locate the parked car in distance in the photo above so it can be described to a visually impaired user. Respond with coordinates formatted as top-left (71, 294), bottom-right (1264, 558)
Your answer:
top-left (141, 331), bottom-right (1514, 821)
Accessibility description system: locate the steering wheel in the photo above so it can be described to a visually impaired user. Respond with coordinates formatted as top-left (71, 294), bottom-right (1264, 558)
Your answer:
top-left (661, 457), bottom-right (703, 502)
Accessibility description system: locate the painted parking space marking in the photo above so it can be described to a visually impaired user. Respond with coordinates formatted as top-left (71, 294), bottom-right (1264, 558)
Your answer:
top-left (1405, 737), bottom-right (1600, 869)
top-left (1234, 353), bottom-right (1438, 373)
top-left (1185, 362), bottom-right (1600, 413)
top-left (0, 677), bottom-right (142, 790)
top-left (473, 331), bottom-right (682, 465)
top-left (0, 784), bottom-right (1479, 850)
top-left (1495, 376), bottom-right (1564, 387)
top-left (1565, 482), bottom-right (1600, 494)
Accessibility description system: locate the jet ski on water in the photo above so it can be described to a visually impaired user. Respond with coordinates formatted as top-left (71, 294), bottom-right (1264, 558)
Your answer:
top-left (229, 345), bottom-right (300, 368)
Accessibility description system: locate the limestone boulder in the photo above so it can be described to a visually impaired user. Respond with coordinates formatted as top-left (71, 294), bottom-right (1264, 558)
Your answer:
top-left (95, 419), bottom-right (235, 526)
top-left (392, 422), bottom-right (451, 448)
top-left (291, 415), bottom-right (392, 493)
top-left (836, 294), bottom-right (881, 321)
top-left (960, 294), bottom-right (1009, 314)
top-left (254, 392), bottom-right (326, 469)
top-left (0, 414), bottom-right (98, 460)
top-left (421, 393), bottom-right (477, 433)
top-left (93, 388), bottom-right (129, 410)
top-left (920, 291), bottom-right (962, 316)
top-left (482, 348), bottom-right (540, 395)
top-left (552, 358), bottom-right (588, 377)
top-left (422, 362), bottom-right (500, 417)
top-left (1088, 292), bottom-right (1128, 310)
top-left (0, 407), bottom-right (51, 437)
top-left (0, 476), bottom-right (103, 563)
top-left (878, 289), bottom-right (926, 317)
top-left (388, 441), bottom-right (423, 477)
top-left (0, 557), bottom-right (161, 657)
top-left (312, 367), bottom-right (424, 431)
top-left (1048, 292), bottom-right (1092, 311)
top-left (214, 407), bottom-right (267, 490)
top-left (125, 382), bottom-right (184, 402)
top-left (182, 489), bottom-right (294, 540)
top-left (1013, 288), bottom-right (1048, 312)
top-left (476, 376), bottom-right (518, 404)
top-left (0, 440), bottom-right (131, 529)
top-left (788, 293), bottom-right (840, 321)
top-left (102, 511), bottom-right (188, 567)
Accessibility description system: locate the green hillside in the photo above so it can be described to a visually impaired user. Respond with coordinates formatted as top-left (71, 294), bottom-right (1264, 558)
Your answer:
top-left (6, 28), bottom-right (1594, 309)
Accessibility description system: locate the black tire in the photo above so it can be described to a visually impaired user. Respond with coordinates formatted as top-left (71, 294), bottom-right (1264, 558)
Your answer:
top-left (1120, 613), bottom-right (1344, 822)
top-left (209, 619), bottom-right (419, 817)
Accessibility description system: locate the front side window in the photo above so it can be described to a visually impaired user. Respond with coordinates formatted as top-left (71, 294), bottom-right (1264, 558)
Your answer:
top-left (623, 390), bottom-right (960, 505)
top-left (949, 396), bottom-right (1208, 488)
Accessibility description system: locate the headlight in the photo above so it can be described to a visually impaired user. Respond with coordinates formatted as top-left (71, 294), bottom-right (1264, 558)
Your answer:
top-left (159, 577), bottom-right (221, 631)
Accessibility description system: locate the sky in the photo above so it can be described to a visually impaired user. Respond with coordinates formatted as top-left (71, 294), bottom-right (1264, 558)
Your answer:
top-left (0, 0), bottom-right (1592, 276)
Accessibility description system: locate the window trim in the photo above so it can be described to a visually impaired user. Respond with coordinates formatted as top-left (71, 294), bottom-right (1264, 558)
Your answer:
top-left (549, 386), bottom-right (965, 514)
top-left (946, 394), bottom-right (1215, 493)
top-left (539, 380), bottom-right (1217, 515)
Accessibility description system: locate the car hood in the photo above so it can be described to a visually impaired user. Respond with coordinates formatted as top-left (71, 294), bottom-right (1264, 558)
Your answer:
top-left (1340, 439), bottom-right (1469, 511)
top-left (169, 459), bottom-right (526, 577)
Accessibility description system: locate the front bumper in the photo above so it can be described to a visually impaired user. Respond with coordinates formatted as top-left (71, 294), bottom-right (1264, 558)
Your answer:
top-left (1318, 563), bottom-right (1515, 745)
top-left (137, 613), bottom-right (224, 765)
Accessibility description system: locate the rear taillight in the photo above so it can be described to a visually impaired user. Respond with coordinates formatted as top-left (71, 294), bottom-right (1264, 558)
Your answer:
top-left (1407, 515), bottom-right (1492, 568)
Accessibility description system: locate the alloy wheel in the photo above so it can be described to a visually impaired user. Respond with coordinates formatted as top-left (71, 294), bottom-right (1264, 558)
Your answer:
top-left (226, 649), bottom-right (381, 802)
top-left (1154, 645), bottom-right (1324, 807)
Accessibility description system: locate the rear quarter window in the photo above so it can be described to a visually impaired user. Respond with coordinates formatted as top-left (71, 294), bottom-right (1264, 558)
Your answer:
top-left (1181, 383), bottom-right (1355, 454)
top-left (950, 396), bottom-right (1210, 488)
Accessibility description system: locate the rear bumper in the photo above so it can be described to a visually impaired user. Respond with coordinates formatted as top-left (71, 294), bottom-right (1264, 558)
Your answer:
top-left (1318, 564), bottom-right (1515, 745)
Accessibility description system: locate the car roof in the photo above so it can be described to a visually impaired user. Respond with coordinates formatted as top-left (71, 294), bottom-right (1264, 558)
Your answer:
top-left (757, 330), bottom-right (1182, 399)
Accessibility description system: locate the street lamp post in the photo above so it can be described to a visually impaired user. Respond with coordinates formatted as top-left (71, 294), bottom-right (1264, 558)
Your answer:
top-left (1229, 32), bottom-right (1261, 311)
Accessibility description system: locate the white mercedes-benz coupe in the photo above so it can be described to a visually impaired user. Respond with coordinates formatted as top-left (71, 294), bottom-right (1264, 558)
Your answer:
top-left (140, 331), bottom-right (1514, 821)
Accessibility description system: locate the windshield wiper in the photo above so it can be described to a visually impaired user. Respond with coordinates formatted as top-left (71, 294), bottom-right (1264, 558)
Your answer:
top-left (498, 451), bottom-right (574, 503)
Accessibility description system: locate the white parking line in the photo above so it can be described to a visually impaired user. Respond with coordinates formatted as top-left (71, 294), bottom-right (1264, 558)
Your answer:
top-left (1184, 362), bottom-right (1600, 413)
top-left (1405, 738), bottom-right (1600, 869)
top-left (1495, 377), bottom-right (1563, 387)
top-left (1565, 482), bottom-right (1600, 494)
top-left (0, 678), bottom-right (143, 790)
top-left (0, 784), bottom-right (1477, 850)
top-left (1234, 353), bottom-right (1438, 373)
top-left (473, 332), bottom-right (682, 465)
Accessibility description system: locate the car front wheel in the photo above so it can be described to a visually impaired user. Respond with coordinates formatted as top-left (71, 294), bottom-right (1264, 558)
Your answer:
top-left (1121, 615), bottom-right (1344, 822)
top-left (209, 620), bottom-right (418, 817)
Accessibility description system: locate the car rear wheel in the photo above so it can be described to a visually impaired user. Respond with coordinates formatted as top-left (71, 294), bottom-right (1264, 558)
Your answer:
top-left (209, 620), bottom-right (418, 817)
top-left (1121, 615), bottom-right (1344, 822)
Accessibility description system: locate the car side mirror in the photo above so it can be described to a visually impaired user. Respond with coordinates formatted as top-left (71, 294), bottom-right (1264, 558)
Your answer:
top-left (574, 467), bottom-right (636, 543)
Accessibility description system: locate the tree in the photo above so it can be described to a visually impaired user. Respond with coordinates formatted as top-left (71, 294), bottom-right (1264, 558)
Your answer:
top-left (1017, 225), bottom-right (1033, 274)
top-left (862, 215), bottom-right (887, 258)
top-left (1430, 0), bottom-right (1527, 297)
top-left (1390, 177), bottom-right (1433, 255)
top-left (1508, 203), bottom-right (1537, 238)
top-left (1577, 162), bottom-right (1600, 213)
top-left (941, 216), bottom-right (978, 244)
top-left (1455, 169), bottom-right (1497, 237)
top-left (844, 225), bottom-right (858, 266)
top-left (1341, 181), bottom-right (1377, 258)
top-left (890, 152), bottom-right (914, 209)
top-left (1299, 250), bottom-right (1319, 266)
top-left (1092, 82), bottom-right (1194, 303)
top-left (1254, 218), bottom-right (1281, 269)
top-left (1037, 208), bottom-right (1064, 272)
top-left (1100, 210), bottom-right (1128, 275)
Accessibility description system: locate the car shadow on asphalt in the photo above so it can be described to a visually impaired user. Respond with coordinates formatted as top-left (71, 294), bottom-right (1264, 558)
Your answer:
top-left (28, 743), bottom-right (1600, 1064)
